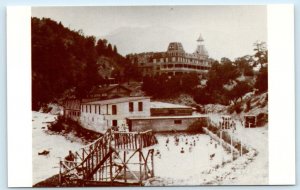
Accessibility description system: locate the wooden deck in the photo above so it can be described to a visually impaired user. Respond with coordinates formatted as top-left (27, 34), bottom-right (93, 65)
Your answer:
top-left (59, 129), bottom-right (157, 187)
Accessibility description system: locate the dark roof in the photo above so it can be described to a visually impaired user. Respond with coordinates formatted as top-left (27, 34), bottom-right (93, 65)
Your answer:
top-left (89, 84), bottom-right (132, 95)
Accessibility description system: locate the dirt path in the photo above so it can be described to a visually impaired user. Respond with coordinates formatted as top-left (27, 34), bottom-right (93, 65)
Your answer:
top-left (208, 114), bottom-right (268, 185)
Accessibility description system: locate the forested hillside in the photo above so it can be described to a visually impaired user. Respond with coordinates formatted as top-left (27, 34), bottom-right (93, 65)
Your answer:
top-left (32, 17), bottom-right (139, 110)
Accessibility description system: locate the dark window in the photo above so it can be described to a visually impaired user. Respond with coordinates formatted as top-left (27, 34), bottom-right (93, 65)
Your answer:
top-left (112, 120), bottom-right (118, 127)
top-left (127, 120), bottom-right (132, 131)
top-left (112, 105), bottom-right (117, 115)
top-left (129, 102), bottom-right (134, 112)
top-left (138, 102), bottom-right (143, 111)
top-left (89, 105), bottom-right (92, 113)
top-left (174, 120), bottom-right (182, 124)
top-left (169, 110), bottom-right (175, 114)
top-left (99, 105), bottom-right (101, 115)
top-left (95, 105), bottom-right (97, 114)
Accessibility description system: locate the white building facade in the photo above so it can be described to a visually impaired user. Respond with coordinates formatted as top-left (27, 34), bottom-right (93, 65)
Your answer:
top-left (79, 96), bottom-right (151, 133)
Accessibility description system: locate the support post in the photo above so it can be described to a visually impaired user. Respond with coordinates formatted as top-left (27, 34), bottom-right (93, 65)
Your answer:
top-left (219, 130), bottom-right (223, 165)
top-left (59, 159), bottom-right (62, 186)
top-left (240, 138), bottom-right (243, 156)
top-left (109, 150), bottom-right (113, 183)
top-left (144, 151), bottom-right (147, 179)
top-left (124, 151), bottom-right (127, 183)
top-left (139, 149), bottom-right (142, 184)
top-left (151, 149), bottom-right (154, 177)
top-left (231, 130), bottom-right (233, 161)
top-left (220, 130), bottom-right (222, 145)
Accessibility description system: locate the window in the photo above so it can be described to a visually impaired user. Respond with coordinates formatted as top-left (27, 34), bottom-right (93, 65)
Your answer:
top-left (112, 105), bottom-right (117, 115)
top-left (99, 105), bottom-right (101, 115)
top-left (129, 102), bottom-right (134, 112)
top-left (89, 105), bottom-right (92, 113)
top-left (112, 120), bottom-right (118, 127)
top-left (174, 120), bottom-right (182, 124)
top-left (95, 105), bottom-right (97, 114)
top-left (169, 110), bottom-right (175, 114)
top-left (138, 102), bottom-right (143, 111)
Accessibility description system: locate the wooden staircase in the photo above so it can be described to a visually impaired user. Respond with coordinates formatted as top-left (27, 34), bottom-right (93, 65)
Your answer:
top-left (59, 129), bottom-right (157, 186)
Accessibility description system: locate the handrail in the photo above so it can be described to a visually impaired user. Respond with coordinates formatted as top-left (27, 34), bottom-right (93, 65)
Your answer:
top-left (60, 129), bottom-right (157, 185)
top-left (112, 129), bottom-right (153, 135)
top-left (80, 130), bottom-right (110, 149)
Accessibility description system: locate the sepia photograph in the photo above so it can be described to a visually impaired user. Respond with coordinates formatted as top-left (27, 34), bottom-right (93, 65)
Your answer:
top-left (31, 6), bottom-right (268, 187)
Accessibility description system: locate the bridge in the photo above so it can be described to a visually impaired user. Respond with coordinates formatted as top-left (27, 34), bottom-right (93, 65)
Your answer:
top-left (59, 129), bottom-right (158, 186)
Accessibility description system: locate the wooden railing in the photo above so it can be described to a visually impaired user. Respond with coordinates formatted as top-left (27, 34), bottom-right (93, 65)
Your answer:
top-left (111, 130), bottom-right (158, 150)
top-left (59, 129), bottom-right (157, 186)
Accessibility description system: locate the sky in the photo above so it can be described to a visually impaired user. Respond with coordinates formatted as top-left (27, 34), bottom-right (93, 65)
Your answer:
top-left (32, 6), bottom-right (267, 61)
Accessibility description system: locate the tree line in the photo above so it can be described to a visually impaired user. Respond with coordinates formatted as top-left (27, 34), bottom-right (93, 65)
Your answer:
top-left (32, 17), bottom-right (140, 110)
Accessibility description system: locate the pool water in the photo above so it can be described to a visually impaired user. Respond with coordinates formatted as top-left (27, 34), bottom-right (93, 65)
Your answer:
top-left (153, 133), bottom-right (232, 181)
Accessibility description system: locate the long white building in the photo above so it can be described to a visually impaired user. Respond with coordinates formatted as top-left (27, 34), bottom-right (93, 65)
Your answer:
top-left (64, 96), bottom-right (207, 133)
top-left (79, 96), bottom-right (151, 133)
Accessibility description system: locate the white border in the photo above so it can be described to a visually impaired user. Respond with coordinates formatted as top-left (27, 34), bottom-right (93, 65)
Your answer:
top-left (6, 5), bottom-right (295, 186)
top-left (7, 6), bottom-right (32, 187)
top-left (268, 4), bottom-right (295, 185)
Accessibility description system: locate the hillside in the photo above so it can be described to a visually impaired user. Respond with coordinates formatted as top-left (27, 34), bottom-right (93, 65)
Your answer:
top-left (32, 17), bottom-right (138, 110)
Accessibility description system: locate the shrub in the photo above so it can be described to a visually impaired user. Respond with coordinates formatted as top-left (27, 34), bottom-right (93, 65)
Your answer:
top-left (256, 112), bottom-right (268, 127)
top-left (48, 115), bottom-right (101, 141)
top-left (245, 100), bottom-right (251, 112)
top-left (234, 103), bottom-right (243, 113)
top-left (227, 105), bottom-right (235, 114)
top-left (255, 66), bottom-right (268, 92)
top-left (40, 104), bottom-right (53, 113)
top-left (207, 122), bottom-right (219, 133)
top-left (234, 142), bottom-right (249, 154)
top-left (48, 115), bottom-right (65, 132)
top-left (187, 118), bottom-right (208, 133)
top-left (227, 103), bottom-right (243, 114)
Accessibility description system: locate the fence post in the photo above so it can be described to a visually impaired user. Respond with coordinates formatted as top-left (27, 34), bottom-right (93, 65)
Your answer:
top-left (240, 138), bottom-right (243, 156)
top-left (139, 149), bottom-right (142, 184)
top-left (231, 130), bottom-right (233, 161)
top-left (151, 149), bottom-right (154, 177)
top-left (124, 151), bottom-right (127, 183)
top-left (59, 158), bottom-right (62, 186)
top-left (109, 148), bottom-right (113, 184)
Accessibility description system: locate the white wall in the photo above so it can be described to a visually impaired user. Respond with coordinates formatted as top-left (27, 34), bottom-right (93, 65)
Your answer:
top-left (79, 98), bottom-right (151, 133)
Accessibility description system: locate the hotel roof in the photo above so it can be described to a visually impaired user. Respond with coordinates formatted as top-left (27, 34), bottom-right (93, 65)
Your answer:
top-left (82, 96), bottom-right (151, 105)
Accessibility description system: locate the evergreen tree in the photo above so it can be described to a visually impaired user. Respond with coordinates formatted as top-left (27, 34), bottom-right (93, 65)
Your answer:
top-left (113, 45), bottom-right (118, 54)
